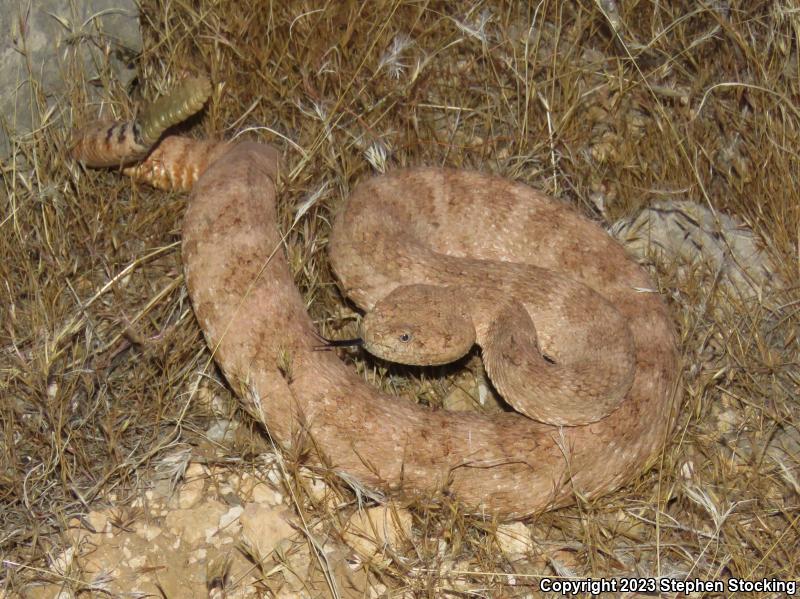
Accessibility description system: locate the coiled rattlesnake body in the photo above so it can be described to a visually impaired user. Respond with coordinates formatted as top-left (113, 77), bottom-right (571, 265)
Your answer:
top-left (72, 77), bottom-right (680, 519)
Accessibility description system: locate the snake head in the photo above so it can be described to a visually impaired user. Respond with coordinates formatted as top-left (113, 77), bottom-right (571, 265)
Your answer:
top-left (360, 284), bottom-right (476, 366)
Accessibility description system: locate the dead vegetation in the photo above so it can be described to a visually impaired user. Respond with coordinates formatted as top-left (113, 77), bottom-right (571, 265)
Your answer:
top-left (1, 0), bottom-right (798, 596)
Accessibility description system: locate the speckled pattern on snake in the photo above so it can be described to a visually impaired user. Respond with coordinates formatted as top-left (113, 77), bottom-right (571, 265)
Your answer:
top-left (71, 76), bottom-right (681, 519)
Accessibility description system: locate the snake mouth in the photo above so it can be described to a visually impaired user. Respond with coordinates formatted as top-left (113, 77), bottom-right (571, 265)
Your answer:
top-left (361, 339), bottom-right (456, 367)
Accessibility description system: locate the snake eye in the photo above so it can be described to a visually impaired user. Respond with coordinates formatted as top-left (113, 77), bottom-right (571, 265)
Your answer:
top-left (399, 332), bottom-right (412, 343)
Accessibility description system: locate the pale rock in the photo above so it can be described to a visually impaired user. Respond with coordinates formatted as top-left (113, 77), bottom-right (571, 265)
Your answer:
top-left (300, 470), bottom-right (338, 509)
top-left (716, 408), bottom-right (739, 433)
top-left (227, 472), bottom-right (245, 492)
top-left (442, 384), bottom-right (477, 412)
top-left (135, 522), bottom-right (162, 542)
top-left (86, 510), bottom-right (109, 535)
top-left (185, 461), bottom-right (209, 479)
top-left (239, 472), bottom-right (285, 506)
top-left (205, 418), bottom-right (238, 444)
top-left (0, 0), bottom-right (141, 157)
top-left (369, 583), bottom-right (388, 598)
top-left (266, 465), bottom-right (283, 487)
top-left (496, 522), bottom-right (533, 557)
top-left (176, 472), bottom-right (206, 509)
top-left (219, 505), bottom-right (245, 531)
top-left (164, 499), bottom-right (227, 545)
top-left (49, 546), bottom-right (75, 575)
top-left (239, 503), bottom-right (296, 557)
top-left (189, 547), bottom-right (207, 564)
top-left (279, 541), bottom-right (313, 593)
top-left (615, 199), bottom-right (781, 302)
top-left (307, 476), bottom-right (330, 502)
top-left (148, 477), bottom-right (172, 501)
top-left (342, 504), bottom-right (412, 557)
top-left (251, 481), bottom-right (284, 506)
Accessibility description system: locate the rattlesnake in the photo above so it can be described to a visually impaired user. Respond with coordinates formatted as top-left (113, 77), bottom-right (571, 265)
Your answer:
top-left (71, 76), bottom-right (680, 519)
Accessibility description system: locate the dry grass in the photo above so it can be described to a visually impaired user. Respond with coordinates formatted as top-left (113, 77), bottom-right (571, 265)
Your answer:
top-left (2, 0), bottom-right (799, 596)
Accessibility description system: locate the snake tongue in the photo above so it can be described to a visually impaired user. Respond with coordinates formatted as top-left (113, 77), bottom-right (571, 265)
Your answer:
top-left (315, 337), bottom-right (364, 350)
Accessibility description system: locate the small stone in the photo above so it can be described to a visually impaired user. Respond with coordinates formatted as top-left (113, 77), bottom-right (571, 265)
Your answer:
top-left (206, 419), bottom-right (238, 444)
top-left (86, 511), bottom-right (109, 535)
top-left (126, 554), bottom-right (146, 570)
top-left (717, 409), bottom-right (739, 434)
top-left (369, 583), bottom-right (388, 598)
top-left (149, 477), bottom-right (172, 501)
top-left (49, 546), bottom-right (75, 575)
top-left (135, 522), bottom-right (162, 542)
top-left (219, 505), bottom-right (244, 530)
top-left (266, 465), bottom-right (283, 487)
top-left (176, 473), bottom-right (205, 509)
top-left (307, 477), bottom-right (329, 501)
top-left (495, 522), bottom-right (532, 557)
top-left (342, 504), bottom-right (412, 557)
top-left (164, 500), bottom-right (227, 545)
top-left (251, 482), bottom-right (284, 506)
top-left (443, 385), bottom-right (478, 412)
top-left (185, 461), bottom-right (208, 479)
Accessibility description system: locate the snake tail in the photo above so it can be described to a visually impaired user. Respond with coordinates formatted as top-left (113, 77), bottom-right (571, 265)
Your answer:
top-left (70, 75), bottom-right (212, 169)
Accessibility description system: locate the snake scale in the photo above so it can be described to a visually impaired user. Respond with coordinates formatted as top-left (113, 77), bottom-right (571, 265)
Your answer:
top-left (71, 76), bottom-right (680, 519)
